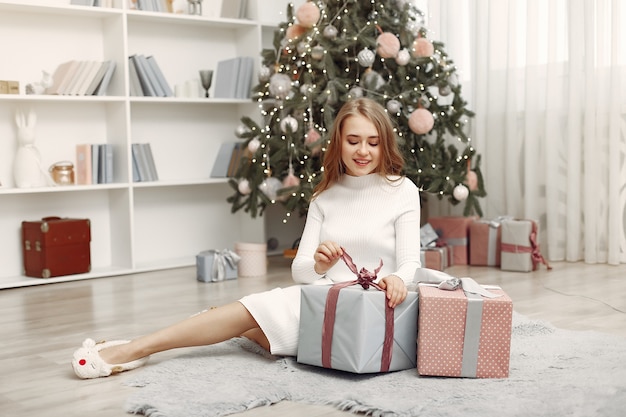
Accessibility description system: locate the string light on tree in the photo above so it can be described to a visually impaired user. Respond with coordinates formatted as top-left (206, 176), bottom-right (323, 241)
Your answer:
top-left (227, 0), bottom-right (486, 219)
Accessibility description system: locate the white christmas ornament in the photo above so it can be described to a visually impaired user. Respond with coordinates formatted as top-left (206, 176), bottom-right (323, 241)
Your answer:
top-left (386, 99), bottom-right (402, 114)
top-left (453, 184), bottom-right (469, 201)
top-left (259, 177), bottom-right (282, 200)
top-left (395, 48), bottom-right (411, 66)
top-left (323, 24), bottom-right (338, 40)
top-left (268, 73), bottom-right (292, 100)
top-left (357, 48), bottom-right (376, 67)
top-left (280, 116), bottom-right (299, 133)
top-left (349, 86), bottom-right (364, 98)
top-left (235, 124), bottom-right (249, 137)
top-left (238, 179), bottom-right (251, 195)
top-left (258, 66), bottom-right (271, 82)
top-left (311, 45), bottom-right (325, 60)
top-left (363, 69), bottom-right (385, 90)
top-left (247, 137), bottom-right (261, 153)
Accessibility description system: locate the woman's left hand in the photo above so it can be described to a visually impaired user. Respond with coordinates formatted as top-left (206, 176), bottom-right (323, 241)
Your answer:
top-left (377, 275), bottom-right (407, 308)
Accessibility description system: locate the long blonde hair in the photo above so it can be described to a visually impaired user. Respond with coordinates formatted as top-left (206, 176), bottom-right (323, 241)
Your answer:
top-left (313, 98), bottom-right (404, 197)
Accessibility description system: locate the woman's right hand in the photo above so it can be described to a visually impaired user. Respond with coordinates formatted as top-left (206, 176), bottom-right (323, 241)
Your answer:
top-left (313, 241), bottom-right (343, 275)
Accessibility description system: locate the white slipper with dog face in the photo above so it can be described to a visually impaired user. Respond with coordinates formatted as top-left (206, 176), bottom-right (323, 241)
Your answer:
top-left (72, 338), bottom-right (149, 379)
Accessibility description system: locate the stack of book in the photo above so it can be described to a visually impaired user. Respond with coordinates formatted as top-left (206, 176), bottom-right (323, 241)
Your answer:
top-left (128, 54), bottom-right (173, 97)
top-left (131, 143), bottom-right (159, 182)
top-left (129, 0), bottom-right (171, 12)
top-left (213, 56), bottom-right (254, 99)
top-left (46, 60), bottom-right (116, 96)
top-left (70, 0), bottom-right (114, 6)
top-left (75, 144), bottom-right (114, 185)
top-left (210, 142), bottom-right (249, 178)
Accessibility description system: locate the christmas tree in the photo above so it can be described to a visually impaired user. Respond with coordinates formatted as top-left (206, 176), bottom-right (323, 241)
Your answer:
top-left (228, 0), bottom-right (486, 219)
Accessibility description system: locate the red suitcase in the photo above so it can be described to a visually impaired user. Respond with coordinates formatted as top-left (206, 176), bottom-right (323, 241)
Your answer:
top-left (22, 217), bottom-right (91, 278)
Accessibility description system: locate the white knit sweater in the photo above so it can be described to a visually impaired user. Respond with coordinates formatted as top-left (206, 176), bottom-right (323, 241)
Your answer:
top-left (291, 173), bottom-right (422, 285)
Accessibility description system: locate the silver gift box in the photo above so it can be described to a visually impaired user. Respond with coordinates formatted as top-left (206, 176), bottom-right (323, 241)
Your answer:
top-left (297, 285), bottom-right (418, 374)
top-left (196, 249), bottom-right (238, 282)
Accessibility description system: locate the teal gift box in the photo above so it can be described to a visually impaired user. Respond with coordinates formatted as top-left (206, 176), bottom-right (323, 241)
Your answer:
top-left (297, 285), bottom-right (418, 374)
top-left (196, 249), bottom-right (239, 282)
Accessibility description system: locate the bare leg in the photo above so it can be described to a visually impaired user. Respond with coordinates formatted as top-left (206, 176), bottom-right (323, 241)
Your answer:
top-left (99, 301), bottom-right (262, 364)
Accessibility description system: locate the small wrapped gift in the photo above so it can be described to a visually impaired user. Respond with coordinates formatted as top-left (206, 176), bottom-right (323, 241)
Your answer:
top-left (427, 216), bottom-right (478, 265)
top-left (297, 250), bottom-right (418, 374)
top-left (420, 246), bottom-right (450, 271)
top-left (468, 217), bottom-right (512, 266)
top-left (416, 272), bottom-right (513, 378)
top-left (196, 249), bottom-right (239, 282)
top-left (420, 223), bottom-right (439, 248)
top-left (500, 219), bottom-right (551, 272)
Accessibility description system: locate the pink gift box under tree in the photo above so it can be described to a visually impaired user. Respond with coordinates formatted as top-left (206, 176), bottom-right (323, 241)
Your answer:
top-left (427, 216), bottom-right (478, 265)
top-left (420, 246), bottom-right (451, 271)
top-left (417, 279), bottom-right (513, 378)
top-left (469, 219), bottom-right (505, 266)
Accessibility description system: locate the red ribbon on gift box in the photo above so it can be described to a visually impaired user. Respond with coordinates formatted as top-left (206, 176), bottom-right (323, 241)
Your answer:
top-left (500, 221), bottom-right (552, 270)
top-left (321, 249), bottom-right (394, 372)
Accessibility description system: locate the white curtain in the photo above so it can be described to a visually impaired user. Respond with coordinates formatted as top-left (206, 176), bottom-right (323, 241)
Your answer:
top-left (420, 0), bottom-right (626, 264)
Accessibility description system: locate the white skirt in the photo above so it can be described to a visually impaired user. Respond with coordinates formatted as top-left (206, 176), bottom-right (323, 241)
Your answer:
top-left (239, 285), bottom-right (303, 356)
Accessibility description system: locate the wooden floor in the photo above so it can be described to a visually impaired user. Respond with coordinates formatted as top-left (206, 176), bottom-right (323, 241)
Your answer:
top-left (1, 257), bottom-right (625, 417)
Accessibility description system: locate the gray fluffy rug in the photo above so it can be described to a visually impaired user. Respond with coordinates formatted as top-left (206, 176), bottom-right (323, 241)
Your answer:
top-left (125, 313), bottom-right (626, 417)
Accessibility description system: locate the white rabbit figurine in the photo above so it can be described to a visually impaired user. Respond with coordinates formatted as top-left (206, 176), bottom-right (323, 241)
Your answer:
top-left (13, 108), bottom-right (49, 188)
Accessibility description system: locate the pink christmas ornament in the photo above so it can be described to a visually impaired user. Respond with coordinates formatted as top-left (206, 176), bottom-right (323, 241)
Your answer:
top-left (412, 37), bottom-right (434, 58)
top-left (238, 179), bottom-right (251, 195)
top-left (305, 127), bottom-right (322, 155)
top-left (465, 168), bottom-right (479, 191)
top-left (286, 23), bottom-right (307, 40)
top-left (408, 108), bottom-right (434, 134)
top-left (376, 32), bottom-right (401, 59)
top-left (296, 2), bottom-right (320, 28)
top-left (282, 167), bottom-right (300, 187)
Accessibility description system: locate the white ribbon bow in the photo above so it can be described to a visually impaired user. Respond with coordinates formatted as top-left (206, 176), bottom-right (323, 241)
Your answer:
top-left (211, 249), bottom-right (240, 281)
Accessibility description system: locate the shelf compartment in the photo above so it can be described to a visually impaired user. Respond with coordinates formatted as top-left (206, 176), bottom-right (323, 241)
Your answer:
top-left (131, 183), bottom-right (242, 268)
top-left (0, 188), bottom-right (133, 281)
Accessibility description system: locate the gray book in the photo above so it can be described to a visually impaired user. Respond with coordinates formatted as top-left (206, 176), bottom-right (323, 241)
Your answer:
top-left (91, 144), bottom-right (100, 184)
top-left (235, 56), bottom-right (254, 99)
top-left (130, 55), bottom-right (156, 96)
top-left (142, 143), bottom-right (159, 181)
top-left (138, 55), bottom-right (165, 97)
top-left (128, 58), bottom-right (143, 96)
top-left (85, 61), bottom-right (110, 96)
top-left (210, 142), bottom-right (237, 178)
top-left (131, 143), bottom-right (151, 181)
top-left (93, 60), bottom-right (117, 96)
top-left (146, 56), bottom-right (173, 97)
top-left (214, 58), bottom-right (241, 99)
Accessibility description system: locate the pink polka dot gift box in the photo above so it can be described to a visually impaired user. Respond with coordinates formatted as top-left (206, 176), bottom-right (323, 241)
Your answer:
top-left (416, 276), bottom-right (513, 378)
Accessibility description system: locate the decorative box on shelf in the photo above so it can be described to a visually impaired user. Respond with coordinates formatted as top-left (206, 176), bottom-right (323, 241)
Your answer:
top-left (415, 271), bottom-right (513, 378)
top-left (21, 217), bottom-right (91, 278)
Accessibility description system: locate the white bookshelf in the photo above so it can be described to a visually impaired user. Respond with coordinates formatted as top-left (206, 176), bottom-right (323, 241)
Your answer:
top-left (0, 0), bottom-right (279, 289)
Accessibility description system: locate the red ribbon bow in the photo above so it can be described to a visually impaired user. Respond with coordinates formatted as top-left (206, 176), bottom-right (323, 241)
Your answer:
top-left (321, 248), bottom-right (395, 372)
